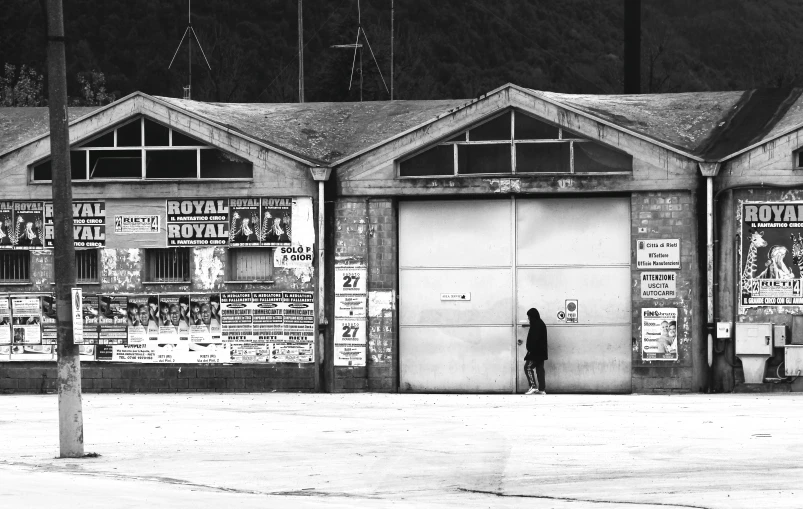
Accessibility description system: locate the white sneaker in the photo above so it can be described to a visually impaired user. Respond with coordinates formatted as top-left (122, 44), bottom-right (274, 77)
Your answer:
top-left (525, 387), bottom-right (538, 395)
top-left (537, 391), bottom-right (547, 395)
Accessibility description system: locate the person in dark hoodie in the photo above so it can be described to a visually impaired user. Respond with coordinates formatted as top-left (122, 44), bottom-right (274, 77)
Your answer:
top-left (524, 307), bottom-right (548, 395)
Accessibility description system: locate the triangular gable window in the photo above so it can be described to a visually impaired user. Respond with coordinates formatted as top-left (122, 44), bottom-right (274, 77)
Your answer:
top-left (399, 110), bottom-right (632, 177)
top-left (32, 116), bottom-right (252, 181)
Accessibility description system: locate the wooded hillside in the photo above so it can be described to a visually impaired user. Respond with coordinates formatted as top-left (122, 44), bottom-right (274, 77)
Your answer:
top-left (2, 0), bottom-right (802, 104)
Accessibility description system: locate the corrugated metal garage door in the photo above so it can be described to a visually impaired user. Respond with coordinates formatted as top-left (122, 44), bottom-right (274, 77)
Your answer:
top-left (399, 197), bottom-right (631, 393)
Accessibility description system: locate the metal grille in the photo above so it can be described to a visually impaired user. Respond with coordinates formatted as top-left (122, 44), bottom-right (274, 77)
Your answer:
top-left (147, 248), bottom-right (191, 282)
top-left (229, 248), bottom-right (272, 281)
top-left (75, 250), bottom-right (99, 283)
top-left (0, 251), bottom-right (30, 282)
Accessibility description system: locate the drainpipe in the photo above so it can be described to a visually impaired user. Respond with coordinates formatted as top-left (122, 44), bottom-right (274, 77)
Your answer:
top-left (699, 163), bottom-right (720, 376)
top-left (309, 166), bottom-right (332, 391)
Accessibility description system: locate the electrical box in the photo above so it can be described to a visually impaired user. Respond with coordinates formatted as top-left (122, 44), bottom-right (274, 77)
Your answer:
top-left (774, 325), bottom-right (787, 347)
top-left (793, 316), bottom-right (803, 345)
top-left (735, 323), bottom-right (773, 355)
top-left (785, 345), bottom-right (803, 376)
top-left (716, 322), bottom-right (732, 339)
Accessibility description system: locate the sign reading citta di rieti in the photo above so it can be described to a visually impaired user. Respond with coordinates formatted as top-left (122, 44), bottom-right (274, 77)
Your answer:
top-left (165, 198), bottom-right (293, 247)
top-left (636, 239), bottom-right (680, 269)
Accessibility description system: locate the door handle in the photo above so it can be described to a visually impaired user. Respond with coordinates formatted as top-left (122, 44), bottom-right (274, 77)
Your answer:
top-left (517, 339), bottom-right (523, 345)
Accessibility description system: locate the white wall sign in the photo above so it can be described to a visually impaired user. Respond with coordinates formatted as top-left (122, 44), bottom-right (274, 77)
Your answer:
top-left (334, 265), bottom-right (368, 318)
top-left (640, 272), bottom-right (677, 299)
top-left (637, 239), bottom-right (680, 269)
top-left (114, 215), bottom-right (160, 234)
top-left (440, 293), bottom-right (471, 301)
top-left (565, 299), bottom-right (578, 323)
top-left (334, 265), bottom-right (367, 366)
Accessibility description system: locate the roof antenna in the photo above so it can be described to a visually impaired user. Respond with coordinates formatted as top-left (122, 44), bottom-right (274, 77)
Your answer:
top-left (168, 0), bottom-right (212, 100)
top-left (331, 0), bottom-right (389, 101)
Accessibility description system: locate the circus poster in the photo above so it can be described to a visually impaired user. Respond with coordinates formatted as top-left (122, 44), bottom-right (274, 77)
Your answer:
top-left (740, 201), bottom-right (803, 307)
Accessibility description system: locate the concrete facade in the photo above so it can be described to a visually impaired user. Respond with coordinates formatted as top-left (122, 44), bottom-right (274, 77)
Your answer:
top-left (6, 85), bottom-right (803, 393)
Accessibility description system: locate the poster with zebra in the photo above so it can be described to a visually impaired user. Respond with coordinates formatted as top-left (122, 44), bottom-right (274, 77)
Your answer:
top-left (741, 201), bottom-right (803, 306)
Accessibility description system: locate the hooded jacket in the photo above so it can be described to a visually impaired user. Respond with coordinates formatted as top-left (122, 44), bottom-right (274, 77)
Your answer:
top-left (525, 309), bottom-right (548, 361)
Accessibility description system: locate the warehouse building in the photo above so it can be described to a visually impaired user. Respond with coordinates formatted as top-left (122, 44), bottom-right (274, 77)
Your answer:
top-left (2, 85), bottom-right (803, 394)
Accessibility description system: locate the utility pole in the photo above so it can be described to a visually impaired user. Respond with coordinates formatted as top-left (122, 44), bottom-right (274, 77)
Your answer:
top-left (46, 0), bottom-right (84, 458)
top-left (390, 0), bottom-right (394, 100)
top-left (623, 0), bottom-right (641, 94)
top-left (299, 0), bottom-right (304, 102)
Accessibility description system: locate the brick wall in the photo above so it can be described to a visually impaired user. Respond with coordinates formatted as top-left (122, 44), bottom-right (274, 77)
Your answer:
top-left (332, 198), bottom-right (397, 392)
top-left (0, 363), bottom-right (315, 394)
top-left (630, 191), bottom-right (702, 393)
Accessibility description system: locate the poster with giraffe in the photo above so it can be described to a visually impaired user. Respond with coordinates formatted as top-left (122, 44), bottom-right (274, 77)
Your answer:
top-left (741, 201), bottom-right (803, 307)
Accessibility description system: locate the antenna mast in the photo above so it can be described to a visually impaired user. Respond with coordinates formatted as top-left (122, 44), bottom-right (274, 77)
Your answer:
top-left (331, 0), bottom-right (389, 101)
top-left (168, 0), bottom-right (212, 100)
top-left (391, 0), bottom-right (394, 100)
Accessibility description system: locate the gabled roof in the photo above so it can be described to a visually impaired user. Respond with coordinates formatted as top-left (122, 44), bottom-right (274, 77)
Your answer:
top-left (0, 106), bottom-right (99, 156)
top-left (154, 97), bottom-right (469, 165)
top-left (4, 85), bottom-right (803, 168)
top-left (536, 87), bottom-right (803, 162)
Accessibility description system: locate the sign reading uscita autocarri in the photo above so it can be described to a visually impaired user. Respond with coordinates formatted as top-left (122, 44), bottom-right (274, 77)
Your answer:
top-left (637, 239), bottom-right (680, 269)
top-left (640, 272), bottom-right (677, 299)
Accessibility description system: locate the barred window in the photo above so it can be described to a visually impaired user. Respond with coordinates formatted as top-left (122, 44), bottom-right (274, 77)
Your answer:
top-left (0, 251), bottom-right (30, 283)
top-left (228, 248), bottom-right (272, 281)
top-left (146, 248), bottom-right (191, 283)
top-left (75, 249), bottom-right (100, 283)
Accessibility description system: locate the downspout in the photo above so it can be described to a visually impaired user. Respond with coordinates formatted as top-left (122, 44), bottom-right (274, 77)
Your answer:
top-left (699, 163), bottom-right (720, 381)
top-left (310, 166), bottom-right (332, 391)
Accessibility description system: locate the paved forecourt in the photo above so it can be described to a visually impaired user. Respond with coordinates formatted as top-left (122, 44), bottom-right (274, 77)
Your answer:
top-left (2, 393), bottom-right (802, 509)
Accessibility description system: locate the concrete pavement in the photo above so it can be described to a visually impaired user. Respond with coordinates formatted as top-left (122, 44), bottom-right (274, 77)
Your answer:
top-left (2, 393), bottom-right (802, 508)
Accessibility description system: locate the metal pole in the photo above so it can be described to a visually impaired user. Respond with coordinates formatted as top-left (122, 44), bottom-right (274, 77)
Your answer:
top-left (623, 0), bottom-right (641, 94)
top-left (317, 180), bottom-right (325, 390)
top-left (299, 0), bottom-right (304, 103)
top-left (188, 0), bottom-right (192, 99)
top-left (46, 0), bottom-right (84, 458)
top-left (390, 0), bottom-right (394, 100)
top-left (707, 176), bottom-right (714, 368)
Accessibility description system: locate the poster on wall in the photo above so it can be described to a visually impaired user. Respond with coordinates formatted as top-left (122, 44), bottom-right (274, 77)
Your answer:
top-left (260, 198), bottom-right (292, 247)
top-left (10, 344), bottom-right (52, 361)
top-left (45, 201), bottom-right (106, 248)
top-left (641, 308), bottom-right (678, 361)
top-left (0, 297), bottom-right (11, 345)
top-left (165, 198), bottom-right (293, 247)
top-left (0, 203), bottom-right (13, 248)
top-left (166, 199), bottom-right (230, 246)
top-left (81, 294), bottom-right (100, 344)
top-left (11, 296), bottom-right (41, 345)
top-left (274, 292), bottom-right (314, 363)
top-left (229, 198), bottom-right (262, 247)
top-left (334, 318), bottom-right (366, 367)
top-left (188, 294), bottom-right (223, 345)
top-left (12, 202), bottom-right (45, 249)
top-left (334, 265), bottom-right (368, 318)
top-left (40, 295), bottom-right (58, 345)
top-left (114, 215), bottom-right (160, 234)
top-left (740, 201), bottom-right (803, 307)
top-left (98, 295), bottom-right (129, 345)
top-left (334, 264), bottom-right (367, 367)
top-left (157, 295), bottom-right (189, 344)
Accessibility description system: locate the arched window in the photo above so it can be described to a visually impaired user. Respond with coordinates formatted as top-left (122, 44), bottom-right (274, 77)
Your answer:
top-left (399, 110), bottom-right (632, 177)
top-left (31, 117), bottom-right (253, 181)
